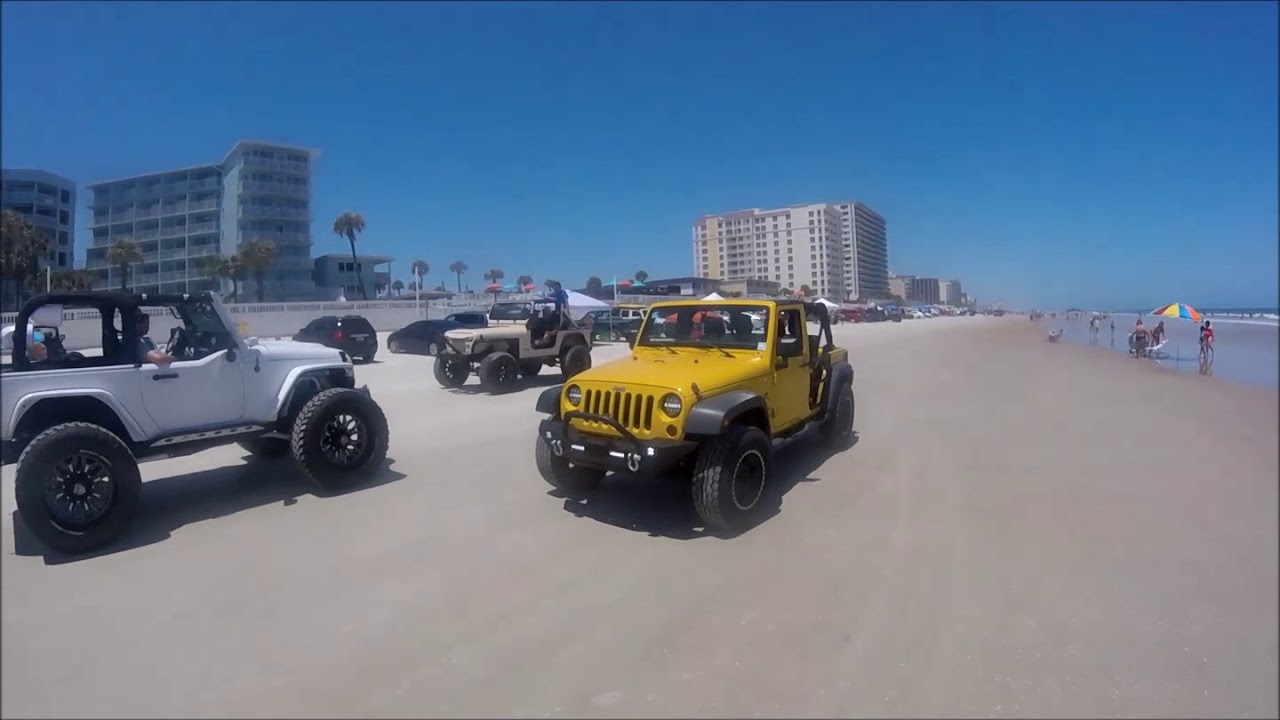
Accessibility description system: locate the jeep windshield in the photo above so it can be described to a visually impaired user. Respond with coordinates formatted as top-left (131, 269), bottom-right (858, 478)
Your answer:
top-left (637, 304), bottom-right (770, 351)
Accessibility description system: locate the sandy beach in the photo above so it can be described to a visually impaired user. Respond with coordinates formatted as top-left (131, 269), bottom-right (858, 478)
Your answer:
top-left (3, 317), bottom-right (1276, 719)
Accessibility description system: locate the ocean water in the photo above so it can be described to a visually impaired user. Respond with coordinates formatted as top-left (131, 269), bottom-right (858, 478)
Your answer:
top-left (1046, 313), bottom-right (1279, 390)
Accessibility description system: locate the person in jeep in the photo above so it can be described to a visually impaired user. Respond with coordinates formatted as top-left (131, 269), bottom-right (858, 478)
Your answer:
top-left (124, 312), bottom-right (173, 365)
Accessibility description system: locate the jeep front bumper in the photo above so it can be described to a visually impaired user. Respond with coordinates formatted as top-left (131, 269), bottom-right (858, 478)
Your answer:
top-left (538, 413), bottom-right (699, 474)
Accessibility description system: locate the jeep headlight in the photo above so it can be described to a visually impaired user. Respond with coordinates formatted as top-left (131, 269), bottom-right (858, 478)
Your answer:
top-left (660, 393), bottom-right (683, 417)
top-left (565, 385), bottom-right (582, 406)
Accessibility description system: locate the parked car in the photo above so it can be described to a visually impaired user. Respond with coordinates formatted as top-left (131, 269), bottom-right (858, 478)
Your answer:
top-left (293, 314), bottom-right (379, 362)
top-left (586, 306), bottom-right (646, 342)
top-left (386, 312), bottom-right (489, 356)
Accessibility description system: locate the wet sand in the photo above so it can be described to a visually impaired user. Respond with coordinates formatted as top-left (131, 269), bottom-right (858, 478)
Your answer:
top-left (2, 318), bottom-right (1276, 718)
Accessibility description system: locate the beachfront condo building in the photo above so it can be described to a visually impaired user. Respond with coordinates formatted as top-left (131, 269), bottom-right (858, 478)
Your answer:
top-left (888, 273), bottom-right (914, 301)
top-left (939, 279), bottom-right (963, 306)
top-left (692, 203), bottom-right (849, 300)
top-left (84, 141), bottom-right (317, 300)
top-left (911, 277), bottom-right (941, 305)
top-left (835, 201), bottom-right (889, 301)
top-left (1, 169), bottom-right (77, 271)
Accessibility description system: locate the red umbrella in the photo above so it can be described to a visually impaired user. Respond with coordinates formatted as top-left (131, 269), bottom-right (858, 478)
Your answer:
top-left (619, 279), bottom-right (633, 286)
top-left (523, 283), bottom-right (536, 291)
top-left (486, 283), bottom-right (501, 291)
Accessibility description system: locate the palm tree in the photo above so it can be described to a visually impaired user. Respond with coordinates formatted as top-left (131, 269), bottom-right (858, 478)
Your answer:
top-left (544, 278), bottom-right (558, 289)
top-left (0, 210), bottom-right (44, 306)
top-left (332, 211), bottom-right (368, 300)
top-left (392, 279), bottom-right (405, 295)
top-left (585, 276), bottom-right (603, 295)
top-left (49, 269), bottom-right (95, 292)
top-left (203, 254), bottom-right (246, 301)
top-left (483, 268), bottom-right (505, 298)
top-left (517, 274), bottom-right (533, 291)
top-left (106, 240), bottom-right (143, 292)
top-left (634, 270), bottom-right (649, 283)
top-left (241, 239), bottom-right (279, 303)
top-left (799, 284), bottom-right (813, 297)
top-left (449, 260), bottom-right (468, 293)
top-left (780, 287), bottom-right (793, 296)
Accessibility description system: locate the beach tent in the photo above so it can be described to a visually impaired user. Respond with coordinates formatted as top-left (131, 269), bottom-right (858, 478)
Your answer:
top-left (702, 292), bottom-right (724, 301)
top-left (561, 290), bottom-right (609, 320)
top-left (814, 298), bottom-right (840, 310)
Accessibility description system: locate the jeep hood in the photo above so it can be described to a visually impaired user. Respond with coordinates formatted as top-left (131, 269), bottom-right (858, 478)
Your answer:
top-left (445, 325), bottom-right (525, 342)
top-left (249, 339), bottom-right (348, 364)
top-left (578, 350), bottom-right (768, 396)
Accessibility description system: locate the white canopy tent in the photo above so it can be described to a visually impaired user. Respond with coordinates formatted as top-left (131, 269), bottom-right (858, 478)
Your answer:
top-left (563, 290), bottom-right (610, 320)
top-left (702, 292), bottom-right (724, 301)
top-left (814, 297), bottom-right (841, 310)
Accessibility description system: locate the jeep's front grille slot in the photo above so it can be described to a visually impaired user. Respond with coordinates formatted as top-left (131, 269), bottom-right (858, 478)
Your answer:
top-left (581, 389), bottom-right (656, 433)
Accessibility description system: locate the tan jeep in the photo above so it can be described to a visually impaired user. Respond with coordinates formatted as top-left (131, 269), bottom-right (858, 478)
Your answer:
top-left (433, 301), bottom-right (593, 393)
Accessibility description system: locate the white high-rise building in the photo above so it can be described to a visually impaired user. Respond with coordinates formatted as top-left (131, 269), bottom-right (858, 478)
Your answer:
top-left (692, 203), bottom-right (847, 299)
top-left (834, 201), bottom-right (888, 300)
top-left (84, 140), bottom-right (317, 299)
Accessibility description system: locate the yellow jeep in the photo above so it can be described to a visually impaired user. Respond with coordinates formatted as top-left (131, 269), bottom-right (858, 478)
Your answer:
top-left (533, 298), bottom-right (855, 532)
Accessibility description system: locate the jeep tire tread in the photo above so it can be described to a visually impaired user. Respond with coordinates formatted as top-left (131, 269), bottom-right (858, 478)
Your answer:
top-left (434, 355), bottom-right (470, 388)
top-left (14, 422), bottom-right (142, 555)
top-left (560, 344), bottom-right (592, 380)
top-left (691, 425), bottom-right (773, 533)
top-left (479, 352), bottom-right (521, 392)
top-left (291, 388), bottom-right (390, 491)
top-left (819, 381), bottom-right (855, 447)
top-left (238, 437), bottom-right (291, 458)
top-left (535, 435), bottom-right (604, 496)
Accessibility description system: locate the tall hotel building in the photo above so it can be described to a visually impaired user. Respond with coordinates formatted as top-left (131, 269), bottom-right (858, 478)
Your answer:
top-left (693, 203), bottom-right (848, 300)
top-left (694, 200), bottom-right (888, 301)
top-left (84, 141), bottom-right (316, 299)
top-left (0, 169), bottom-right (77, 270)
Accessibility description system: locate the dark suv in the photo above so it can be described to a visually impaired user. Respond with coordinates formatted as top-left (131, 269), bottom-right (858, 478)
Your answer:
top-left (293, 315), bottom-right (379, 362)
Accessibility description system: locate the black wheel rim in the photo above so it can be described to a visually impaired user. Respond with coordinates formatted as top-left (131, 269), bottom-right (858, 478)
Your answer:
top-left (731, 449), bottom-right (766, 511)
top-left (320, 412), bottom-right (370, 467)
top-left (497, 359), bottom-right (516, 384)
top-left (443, 358), bottom-right (465, 380)
top-left (44, 450), bottom-right (115, 528)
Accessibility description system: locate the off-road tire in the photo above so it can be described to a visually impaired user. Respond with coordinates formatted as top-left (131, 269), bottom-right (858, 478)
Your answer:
top-left (535, 435), bottom-right (604, 496)
top-left (238, 437), bottom-right (290, 458)
top-left (14, 422), bottom-right (142, 555)
top-left (479, 352), bottom-right (521, 393)
top-left (434, 355), bottom-right (470, 388)
top-left (609, 328), bottom-right (622, 342)
top-left (691, 425), bottom-right (773, 533)
top-left (818, 381), bottom-right (855, 447)
top-left (291, 388), bottom-right (390, 491)
top-left (519, 359), bottom-right (544, 377)
top-left (560, 344), bottom-right (592, 380)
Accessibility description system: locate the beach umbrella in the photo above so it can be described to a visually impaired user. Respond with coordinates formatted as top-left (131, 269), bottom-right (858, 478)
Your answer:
top-left (486, 283), bottom-right (502, 292)
top-left (523, 283), bottom-right (536, 291)
top-left (1151, 302), bottom-right (1202, 322)
top-left (631, 281), bottom-right (646, 289)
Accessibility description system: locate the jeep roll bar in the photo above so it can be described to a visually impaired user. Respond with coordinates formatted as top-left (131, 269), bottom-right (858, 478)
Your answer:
top-left (803, 301), bottom-right (835, 351)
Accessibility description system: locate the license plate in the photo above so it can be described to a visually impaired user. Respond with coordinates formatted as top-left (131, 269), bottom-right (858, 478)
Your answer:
top-left (351, 334), bottom-right (369, 341)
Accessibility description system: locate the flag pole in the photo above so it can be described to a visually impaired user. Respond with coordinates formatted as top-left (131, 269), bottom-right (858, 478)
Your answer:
top-left (613, 275), bottom-right (618, 305)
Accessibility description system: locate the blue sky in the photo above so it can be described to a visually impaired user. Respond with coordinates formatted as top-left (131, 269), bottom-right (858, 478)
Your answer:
top-left (2, 1), bottom-right (1276, 309)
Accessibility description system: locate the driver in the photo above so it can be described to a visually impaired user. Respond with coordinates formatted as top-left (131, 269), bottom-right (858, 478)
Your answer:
top-left (124, 312), bottom-right (173, 365)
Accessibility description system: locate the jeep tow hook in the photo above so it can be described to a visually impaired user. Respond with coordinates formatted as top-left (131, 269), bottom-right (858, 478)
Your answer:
top-left (551, 439), bottom-right (564, 457)
top-left (626, 452), bottom-right (641, 472)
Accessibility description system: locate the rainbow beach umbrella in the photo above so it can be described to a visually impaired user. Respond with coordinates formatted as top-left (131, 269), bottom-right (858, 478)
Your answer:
top-left (1150, 302), bottom-right (1202, 322)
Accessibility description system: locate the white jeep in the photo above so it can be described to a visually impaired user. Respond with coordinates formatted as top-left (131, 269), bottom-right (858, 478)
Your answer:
top-left (0, 291), bottom-right (390, 554)
top-left (433, 301), bottom-right (593, 393)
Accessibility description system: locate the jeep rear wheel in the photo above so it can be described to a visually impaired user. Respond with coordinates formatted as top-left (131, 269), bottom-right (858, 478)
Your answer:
top-left (291, 388), bottom-right (390, 491)
top-left (14, 422), bottom-right (142, 554)
top-left (479, 352), bottom-right (520, 392)
top-left (560, 344), bottom-right (592, 380)
top-left (691, 425), bottom-right (773, 533)
top-left (434, 355), bottom-right (470, 388)
top-left (819, 382), bottom-right (855, 447)
top-left (535, 435), bottom-right (604, 496)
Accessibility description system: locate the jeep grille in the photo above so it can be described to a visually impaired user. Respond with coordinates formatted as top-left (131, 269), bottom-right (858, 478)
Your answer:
top-left (582, 388), bottom-right (656, 432)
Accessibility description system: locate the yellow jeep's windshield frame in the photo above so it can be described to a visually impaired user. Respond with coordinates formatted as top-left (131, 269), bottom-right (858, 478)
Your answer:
top-left (634, 299), bottom-right (778, 355)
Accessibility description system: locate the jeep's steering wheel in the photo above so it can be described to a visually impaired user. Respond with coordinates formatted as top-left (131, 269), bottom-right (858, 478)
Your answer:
top-left (167, 326), bottom-right (190, 358)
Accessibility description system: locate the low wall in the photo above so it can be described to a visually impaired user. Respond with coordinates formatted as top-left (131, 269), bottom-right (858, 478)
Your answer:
top-left (2, 299), bottom-right (489, 352)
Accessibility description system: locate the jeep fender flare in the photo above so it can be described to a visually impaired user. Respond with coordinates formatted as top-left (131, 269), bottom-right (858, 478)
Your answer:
top-left (536, 384), bottom-right (565, 415)
top-left (273, 363), bottom-right (355, 420)
top-left (684, 390), bottom-right (769, 436)
top-left (8, 389), bottom-right (149, 443)
top-left (824, 362), bottom-right (854, 411)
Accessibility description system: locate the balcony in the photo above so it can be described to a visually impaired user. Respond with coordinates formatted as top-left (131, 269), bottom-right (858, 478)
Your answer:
top-left (187, 221), bottom-right (219, 234)
top-left (188, 200), bottom-right (218, 212)
top-left (156, 226), bottom-right (188, 239)
top-left (242, 156), bottom-right (309, 174)
top-left (159, 248), bottom-right (189, 260)
top-left (188, 178), bottom-right (220, 191)
top-left (134, 228), bottom-right (161, 241)
top-left (187, 244), bottom-right (220, 258)
top-left (242, 231), bottom-right (308, 246)
top-left (240, 180), bottom-right (308, 196)
top-left (159, 271), bottom-right (190, 283)
top-left (132, 273), bottom-right (159, 286)
top-left (240, 206), bottom-right (309, 221)
top-left (135, 206), bottom-right (160, 219)
top-left (159, 202), bottom-right (188, 216)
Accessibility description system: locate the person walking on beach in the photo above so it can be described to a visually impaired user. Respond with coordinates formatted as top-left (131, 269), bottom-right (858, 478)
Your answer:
top-left (1130, 318), bottom-right (1150, 358)
top-left (1089, 315), bottom-right (1100, 343)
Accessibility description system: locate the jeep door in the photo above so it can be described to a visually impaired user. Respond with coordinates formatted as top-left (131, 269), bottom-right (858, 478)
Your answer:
top-left (771, 306), bottom-right (812, 430)
top-left (138, 348), bottom-right (247, 430)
